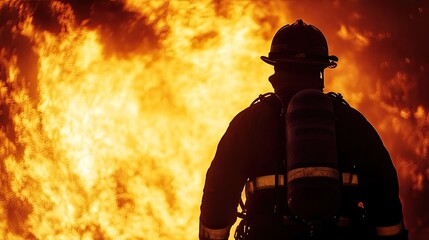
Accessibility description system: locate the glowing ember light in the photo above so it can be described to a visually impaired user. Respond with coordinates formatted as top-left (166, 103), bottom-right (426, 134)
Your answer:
top-left (400, 109), bottom-right (410, 119)
top-left (414, 106), bottom-right (426, 119)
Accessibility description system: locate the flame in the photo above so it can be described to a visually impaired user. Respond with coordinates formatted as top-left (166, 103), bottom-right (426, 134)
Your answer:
top-left (0, 1), bottom-right (286, 239)
top-left (1, 1), bottom-right (428, 239)
top-left (337, 24), bottom-right (370, 49)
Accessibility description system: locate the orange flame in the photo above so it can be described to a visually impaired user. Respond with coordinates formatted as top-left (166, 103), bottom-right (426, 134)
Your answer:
top-left (1, 1), bottom-right (428, 239)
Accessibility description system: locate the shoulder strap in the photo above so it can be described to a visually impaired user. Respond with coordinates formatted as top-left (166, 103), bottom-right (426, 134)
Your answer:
top-left (326, 92), bottom-right (370, 226)
top-left (326, 92), bottom-right (350, 107)
top-left (250, 92), bottom-right (285, 116)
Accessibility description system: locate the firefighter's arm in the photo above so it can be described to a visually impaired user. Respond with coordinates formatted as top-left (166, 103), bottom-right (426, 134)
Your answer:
top-left (357, 117), bottom-right (408, 240)
top-left (199, 115), bottom-right (249, 240)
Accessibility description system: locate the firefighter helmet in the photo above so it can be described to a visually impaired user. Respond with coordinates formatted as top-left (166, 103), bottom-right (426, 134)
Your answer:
top-left (261, 19), bottom-right (338, 68)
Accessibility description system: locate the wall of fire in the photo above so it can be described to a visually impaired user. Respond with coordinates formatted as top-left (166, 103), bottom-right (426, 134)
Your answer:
top-left (0, 0), bottom-right (428, 239)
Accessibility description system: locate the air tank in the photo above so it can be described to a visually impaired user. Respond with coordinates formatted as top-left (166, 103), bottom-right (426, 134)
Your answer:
top-left (286, 89), bottom-right (341, 220)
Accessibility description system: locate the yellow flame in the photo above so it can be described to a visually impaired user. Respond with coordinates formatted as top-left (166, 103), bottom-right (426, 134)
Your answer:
top-left (3, 0), bottom-right (426, 239)
top-left (1, 1), bottom-right (290, 239)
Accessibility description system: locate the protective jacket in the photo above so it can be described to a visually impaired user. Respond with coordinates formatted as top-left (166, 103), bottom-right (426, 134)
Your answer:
top-left (199, 92), bottom-right (407, 240)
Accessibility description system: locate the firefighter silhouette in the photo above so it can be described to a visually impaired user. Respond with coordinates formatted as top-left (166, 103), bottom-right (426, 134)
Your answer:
top-left (199, 20), bottom-right (408, 240)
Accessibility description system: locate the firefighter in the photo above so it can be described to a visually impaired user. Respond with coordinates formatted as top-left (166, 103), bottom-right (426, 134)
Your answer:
top-left (199, 19), bottom-right (408, 240)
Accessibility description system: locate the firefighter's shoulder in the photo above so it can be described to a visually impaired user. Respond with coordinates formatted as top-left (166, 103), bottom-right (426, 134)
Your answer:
top-left (327, 92), bottom-right (366, 121)
top-left (327, 92), bottom-right (381, 141)
top-left (230, 93), bottom-right (282, 126)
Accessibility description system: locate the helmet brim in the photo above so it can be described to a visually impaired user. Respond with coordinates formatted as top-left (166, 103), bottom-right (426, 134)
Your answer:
top-left (260, 56), bottom-right (337, 68)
